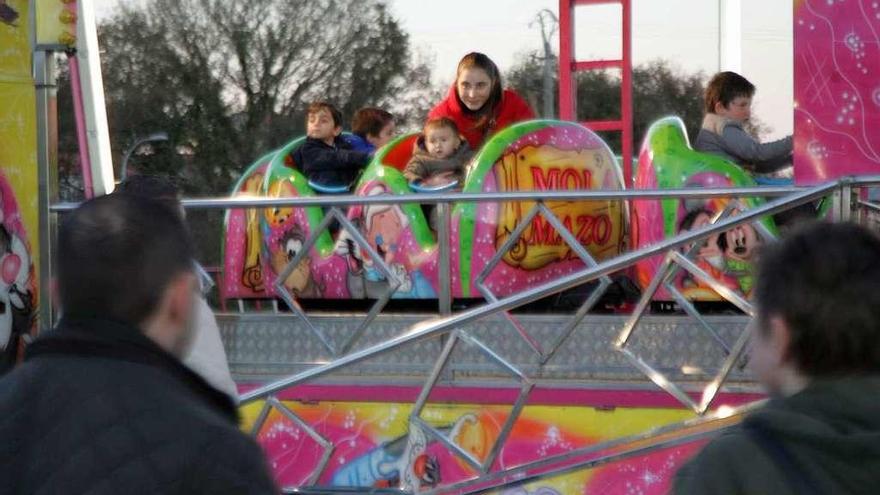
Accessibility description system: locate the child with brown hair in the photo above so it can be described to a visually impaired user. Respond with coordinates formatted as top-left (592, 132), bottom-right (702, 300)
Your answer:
top-left (404, 117), bottom-right (473, 187)
top-left (695, 71), bottom-right (792, 174)
top-left (293, 101), bottom-right (371, 189)
top-left (348, 107), bottom-right (395, 154)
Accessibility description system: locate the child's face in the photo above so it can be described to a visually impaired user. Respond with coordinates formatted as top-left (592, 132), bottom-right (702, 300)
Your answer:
top-left (425, 127), bottom-right (459, 159)
top-left (715, 96), bottom-right (752, 122)
top-left (367, 121), bottom-right (395, 149)
top-left (307, 109), bottom-right (341, 143)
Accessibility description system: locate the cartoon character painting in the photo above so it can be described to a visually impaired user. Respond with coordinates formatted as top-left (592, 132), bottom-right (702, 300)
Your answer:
top-left (0, 176), bottom-right (35, 372)
top-left (241, 172), bottom-right (266, 293)
top-left (270, 225), bottom-right (323, 298)
top-left (331, 421), bottom-right (440, 491)
top-left (341, 185), bottom-right (436, 299)
top-left (677, 207), bottom-right (758, 298)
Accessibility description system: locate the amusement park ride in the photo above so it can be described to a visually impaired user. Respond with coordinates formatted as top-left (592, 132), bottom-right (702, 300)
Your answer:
top-left (1, 0), bottom-right (879, 493)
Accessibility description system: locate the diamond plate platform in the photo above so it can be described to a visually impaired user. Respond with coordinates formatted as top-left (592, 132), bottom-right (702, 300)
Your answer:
top-left (218, 312), bottom-right (755, 386)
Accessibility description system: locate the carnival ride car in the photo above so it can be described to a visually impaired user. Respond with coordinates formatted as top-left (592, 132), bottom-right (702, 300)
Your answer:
top-left (222, 117), bottom-right (784, 308)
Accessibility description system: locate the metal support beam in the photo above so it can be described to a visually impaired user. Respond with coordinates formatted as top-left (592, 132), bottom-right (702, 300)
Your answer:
top-left (34, 51), bottom-right (58, 333)
top-left (719, 0), bottom-right (743, 72)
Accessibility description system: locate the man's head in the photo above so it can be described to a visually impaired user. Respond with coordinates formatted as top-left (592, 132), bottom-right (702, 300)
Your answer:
top-left (750, 222), bottom-right (880, 395)
top-left (423, 117), bottom-right (462, 159)
top-left (57, 194), bottom-right (197, 357)
top-left (306, 101), bottom-right (343, 145)
top-left (704, 71), bottom-right (755, 122)
top-left (352, 107), bottom-right (395, 149)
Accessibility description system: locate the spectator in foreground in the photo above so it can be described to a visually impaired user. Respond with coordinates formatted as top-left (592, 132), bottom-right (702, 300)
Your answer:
top-left (673, 222), bottom-right (880, 494)
top-left (0, 194), bottom-right (277, 494)
top-left (116, 174), bottom-right (238, 402)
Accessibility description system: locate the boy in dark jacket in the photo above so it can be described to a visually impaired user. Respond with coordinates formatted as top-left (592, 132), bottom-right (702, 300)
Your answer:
top-left (404, 117), bottom-right (473, 187)
top-left (293, 101), bottom-right (370, 189)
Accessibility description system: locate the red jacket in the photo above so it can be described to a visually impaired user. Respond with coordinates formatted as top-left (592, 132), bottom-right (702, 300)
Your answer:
top-left (428, 85), bottom-right (535, 149)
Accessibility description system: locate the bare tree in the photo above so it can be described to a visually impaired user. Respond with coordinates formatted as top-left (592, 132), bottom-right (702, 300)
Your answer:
top-left (530, 9), bottom-right (558, 118)
top-left (92, 0), bottom-right (429, 194)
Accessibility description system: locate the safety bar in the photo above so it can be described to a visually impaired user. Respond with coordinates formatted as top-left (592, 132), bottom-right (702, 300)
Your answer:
top-left (50, 185), bottom-right (805, 212)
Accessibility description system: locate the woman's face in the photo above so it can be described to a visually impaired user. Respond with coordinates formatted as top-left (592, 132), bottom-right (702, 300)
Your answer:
top-left (456, 68), bottom-right (493, 111)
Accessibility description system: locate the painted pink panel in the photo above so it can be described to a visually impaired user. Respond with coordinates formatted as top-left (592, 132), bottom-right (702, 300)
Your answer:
top-left (242, 384), bottom-right (761, 493)
top-left (794, 0), bottom-right (880, 184)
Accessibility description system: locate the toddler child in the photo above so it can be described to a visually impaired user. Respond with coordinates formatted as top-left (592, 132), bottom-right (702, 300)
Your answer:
top-left (404, 117), bottom-right (473, 187)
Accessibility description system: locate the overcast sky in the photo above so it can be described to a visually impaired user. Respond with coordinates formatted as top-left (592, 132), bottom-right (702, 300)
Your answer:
top-left (93, 0), bottom-right (792, 138)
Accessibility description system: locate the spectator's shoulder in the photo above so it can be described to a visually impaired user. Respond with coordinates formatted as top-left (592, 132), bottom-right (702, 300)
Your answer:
top-left (672, 428), bottom-right (764, 494)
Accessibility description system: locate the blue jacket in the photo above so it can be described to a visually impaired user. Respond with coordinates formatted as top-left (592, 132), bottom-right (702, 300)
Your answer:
top-left (344, 134), bottom-right (376, 154)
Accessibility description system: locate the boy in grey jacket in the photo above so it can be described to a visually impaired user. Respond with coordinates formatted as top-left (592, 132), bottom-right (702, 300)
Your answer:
top-left (694, 71), bottom-right (791, 174)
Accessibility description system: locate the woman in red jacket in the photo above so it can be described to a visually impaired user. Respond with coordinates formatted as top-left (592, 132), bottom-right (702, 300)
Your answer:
top-left (428, 52), bottom-right (535, 150)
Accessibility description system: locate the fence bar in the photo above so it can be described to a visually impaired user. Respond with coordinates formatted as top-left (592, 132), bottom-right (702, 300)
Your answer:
top-left (51, 186), bottom-right (808, 212)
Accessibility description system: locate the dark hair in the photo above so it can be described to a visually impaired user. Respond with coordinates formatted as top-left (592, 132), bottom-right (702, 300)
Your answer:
top-left (423, 117), bottom-right (460, 136)
top-left (352, 108), bottom-right (393, 138)
top-left (704, 71), bottom-right (755, 114)
top-left (116, 174), bottom-right (181, 209)
top-left (57, 194), bottom-right (195, 327)
top-left (455, 52), bottom-right (503, 134)
top-left (754, 222), bottom-right (880, 376)
top-left (307, 101), bottom-right (343, 128)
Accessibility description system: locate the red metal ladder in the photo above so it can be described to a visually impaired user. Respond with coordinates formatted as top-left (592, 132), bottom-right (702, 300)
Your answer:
top-left (558, 0), bottom-right (633, 187)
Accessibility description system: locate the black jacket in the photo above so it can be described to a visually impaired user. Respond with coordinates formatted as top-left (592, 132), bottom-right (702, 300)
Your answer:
top-left (673, 375), bottom-right (880, 494)
top-left (293, 136), bottom-right (370, 187)
top-left (0, 317), bottom-right (277, 495)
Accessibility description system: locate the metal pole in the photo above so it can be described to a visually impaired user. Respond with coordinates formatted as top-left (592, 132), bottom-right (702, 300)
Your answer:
top-left (838, 182), bottom-right (853, 222)
top-left (51, 185), bottom-right (809, 212)
top-left (621, 0), bottom-right (633, 188)
top-left (34, 51), bottom-right (58, 332)
top-left (436, 202), bottom-right (451, 315)
top-left (719, 0), bottom-right (743, 73)
top-left (557, 0), bottom-right (575, 120)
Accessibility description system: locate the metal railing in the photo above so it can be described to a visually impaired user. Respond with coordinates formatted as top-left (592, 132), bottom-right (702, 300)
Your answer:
top-left (47, 175), bottom-right (880, 493)
top-left (238, 178), bottom-right (846, 404)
